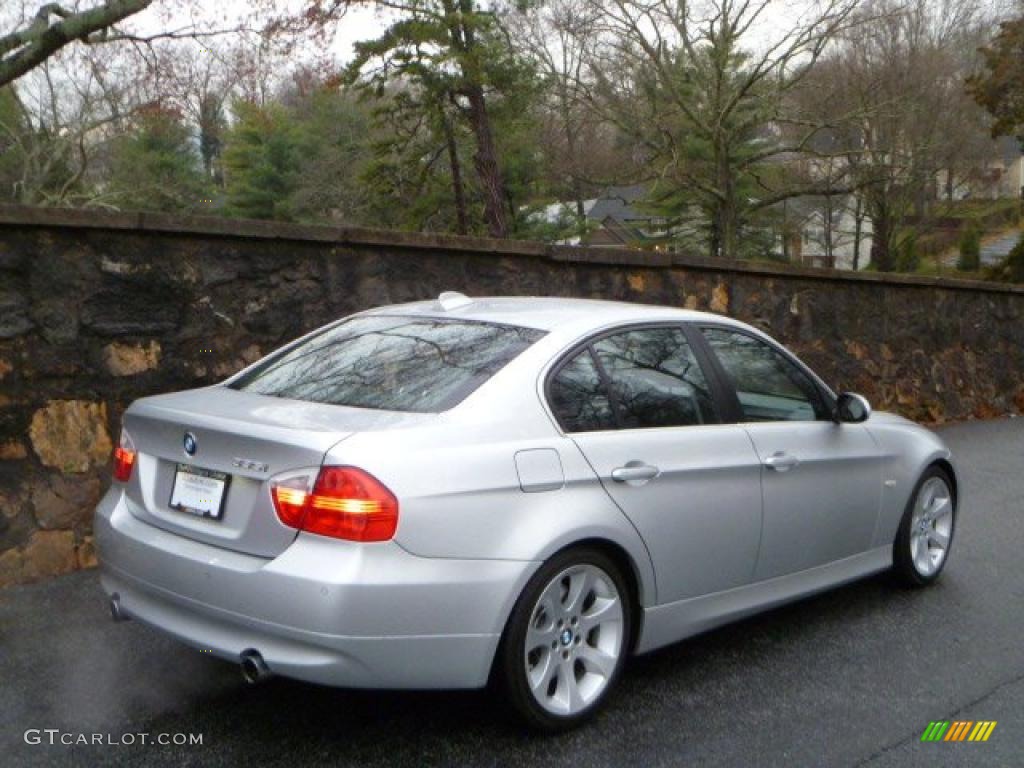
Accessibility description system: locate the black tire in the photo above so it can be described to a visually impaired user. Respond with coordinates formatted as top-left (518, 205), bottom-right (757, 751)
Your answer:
top-left (892, 465), bottom-right (957, 587)
top-left (497, 546), bottom-right (633, 732)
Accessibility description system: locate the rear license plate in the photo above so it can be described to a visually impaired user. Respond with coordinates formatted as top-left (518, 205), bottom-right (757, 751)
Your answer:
top-left (169, 464), bottom-right (229, 520)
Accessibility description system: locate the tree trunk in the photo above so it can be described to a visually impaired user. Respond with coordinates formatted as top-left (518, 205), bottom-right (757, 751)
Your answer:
top-left (720, 203), bottom-right (737, 260)
top-left (442, 114), bottom-right (469, 236)
top-left (464, 84), bottom-right (509, 239)
top-left (574, 186), bottom-right (586, 232)
top-left (852, 194), bottom-right (864, 271)
top-left (781, 200), bottom-right (790, 262)
top-left (912, 161), bottom-right (929, 218)
top-left (914, 186), bottom-right (926, 218)
top-left (708, 213), bottom-right (721, 260)
top-left (870, 205), bottom-right (894, 272)
top-left (823, 197), bottom-right (834, 268)
top-left (198, 95), bottom-right (223, 182)
top-left (716, 153), bottom-right (737, 259)
top-left (559, 90), bottom-right (586, 233)
top-left (448, 0), bottom-right (509, 239)
top-left (571, 165), bottom-right (586, 233)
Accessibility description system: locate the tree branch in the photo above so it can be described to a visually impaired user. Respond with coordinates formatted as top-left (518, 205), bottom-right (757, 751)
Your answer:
top-left (0, 0), bottom-right (153, 87)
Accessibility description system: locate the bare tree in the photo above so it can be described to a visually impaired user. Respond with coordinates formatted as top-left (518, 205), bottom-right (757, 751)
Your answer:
top-left (579, 0), bottom-right (860, 259)
top-left (139, 37), bottom-right (279, 181)
top-left (819, 0), bottom-right (994, 270)
top-left (0, 37), bottom-right (140, 206)
top-left (510, 0), bottom-right (603, 227)
top-left (2, 1), bottom-right (265, 90)
top-left (1, 0), bottom-right (289, 207)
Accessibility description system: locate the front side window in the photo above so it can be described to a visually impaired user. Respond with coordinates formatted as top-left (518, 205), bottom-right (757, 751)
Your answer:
top-left (701, 328), bottom-right (827, 422)
top-left (592, 328), bottom-right (717, 428)
top-left (230, 315), bottom-right (544, 412)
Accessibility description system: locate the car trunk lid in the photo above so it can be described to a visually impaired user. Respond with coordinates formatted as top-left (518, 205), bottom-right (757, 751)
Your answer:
top-left (119, 386), bottom-right (430, 558)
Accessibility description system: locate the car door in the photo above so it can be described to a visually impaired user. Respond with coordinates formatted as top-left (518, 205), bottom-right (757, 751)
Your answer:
top-left (697, 326), bottom-right (883, 581)
top-left (546, 325), bottom-right (763, 604)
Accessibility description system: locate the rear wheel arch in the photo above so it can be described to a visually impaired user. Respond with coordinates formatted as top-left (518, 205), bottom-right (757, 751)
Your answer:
top-left (562, 538), bottom-right (644, 654)
top-left (492, 541), bottom-right (638, 729)
top-left (489, 538), bottom-right (645, 684)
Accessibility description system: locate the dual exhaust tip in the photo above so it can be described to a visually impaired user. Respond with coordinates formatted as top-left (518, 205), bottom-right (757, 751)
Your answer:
top-left (110, 594), bottom-right (272, 685)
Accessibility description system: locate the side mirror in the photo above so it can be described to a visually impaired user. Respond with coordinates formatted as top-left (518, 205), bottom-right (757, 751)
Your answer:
top-left (835, 392), bottom-right (872, 424)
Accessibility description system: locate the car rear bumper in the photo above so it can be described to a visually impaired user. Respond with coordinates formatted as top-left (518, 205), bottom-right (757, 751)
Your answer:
top-left (94, 487), bottom-right (536, 689)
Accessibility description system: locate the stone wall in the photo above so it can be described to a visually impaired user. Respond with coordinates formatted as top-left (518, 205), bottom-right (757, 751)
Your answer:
top-left (2, 204), bottom-right (1024, 587)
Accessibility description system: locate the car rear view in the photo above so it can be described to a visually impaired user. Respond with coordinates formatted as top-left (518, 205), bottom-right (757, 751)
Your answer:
top-left (94, 309), bottom-right (546, 689)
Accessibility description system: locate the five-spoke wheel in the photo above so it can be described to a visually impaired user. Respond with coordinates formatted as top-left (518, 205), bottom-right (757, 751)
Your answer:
top-left (894, 466), bottom-right (956, 586)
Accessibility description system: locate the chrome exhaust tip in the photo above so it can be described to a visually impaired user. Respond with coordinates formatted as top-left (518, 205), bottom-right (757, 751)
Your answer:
top-left (109, 593), bottom-right (130, 622)
top-left (240, 649), bottom-right (271, 684)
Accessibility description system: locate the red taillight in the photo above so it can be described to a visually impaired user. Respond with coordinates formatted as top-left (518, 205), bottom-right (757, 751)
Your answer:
top-left (270, 477), bottom-right (309, 528)
top-left (113, 430), bottom-right (136, 482)
top-left (271, 466), bottom-right (399, 542)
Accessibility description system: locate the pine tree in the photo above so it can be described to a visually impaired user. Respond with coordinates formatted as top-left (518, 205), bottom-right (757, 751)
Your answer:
top-left (222, 102), bottom-right (299, 220)
top-left (345, 0), bottom-right (535, 238)
top-left (106, 105), bottom-right (209, 213)
top-left (969, 16), bottom-right (1024, 141)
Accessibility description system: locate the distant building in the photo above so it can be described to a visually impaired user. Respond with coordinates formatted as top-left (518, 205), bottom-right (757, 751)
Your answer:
top-left (939, 136), bottom-right (1024, 200)
top-left (535, 184), bottom-right (673, 248)
top-left (780, 194), bottom-right (873, 271)
top-left (999, 136), bottom-right (1024, 198)
top-left (581, 185), bottom-right (672, 246)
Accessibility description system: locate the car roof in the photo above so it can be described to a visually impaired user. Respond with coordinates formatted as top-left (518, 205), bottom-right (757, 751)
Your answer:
top-left (363, 294), bottom-right (740, 335)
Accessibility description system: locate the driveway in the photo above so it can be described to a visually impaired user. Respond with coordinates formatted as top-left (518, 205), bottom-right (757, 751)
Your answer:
top-left (2, 417), bottom-right (1023, 767)
top-left (980, 229), bottom-right (1022, 265)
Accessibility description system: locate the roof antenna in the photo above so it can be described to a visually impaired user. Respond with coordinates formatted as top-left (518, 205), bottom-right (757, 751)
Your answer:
top-left (437, 291), bottom-right (474, 311)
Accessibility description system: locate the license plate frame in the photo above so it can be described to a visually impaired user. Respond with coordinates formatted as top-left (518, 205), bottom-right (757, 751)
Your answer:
top-left (169, 463), bottom-right (230, 520)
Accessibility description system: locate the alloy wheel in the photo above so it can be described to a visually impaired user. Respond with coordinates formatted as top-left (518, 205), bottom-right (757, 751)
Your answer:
top-left (523, 564), bottom-right (625, 716)
top-left (909, 476), bottom-right (954, 578)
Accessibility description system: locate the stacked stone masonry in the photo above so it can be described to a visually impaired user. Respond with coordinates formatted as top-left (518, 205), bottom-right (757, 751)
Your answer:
top-left (1, 205), bottom-right (1023, 586)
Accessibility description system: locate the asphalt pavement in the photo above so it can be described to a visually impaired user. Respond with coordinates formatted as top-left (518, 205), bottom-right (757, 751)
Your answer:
top-left (2, 417), bottom-right (1023, 767)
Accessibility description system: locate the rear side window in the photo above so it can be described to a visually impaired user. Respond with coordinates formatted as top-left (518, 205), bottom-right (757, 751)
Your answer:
top-left (548, 351), bottom-right (617, 432)
top-left (592, 328), bottom-right (717, 428)
top-left (548, 326), bottom-right (717, 432)
top-left (230, 315), bottom-right (544, 412)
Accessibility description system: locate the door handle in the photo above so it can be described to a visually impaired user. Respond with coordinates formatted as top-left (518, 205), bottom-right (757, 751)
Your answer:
top-left (763, 452), bottom-right (800, 472)
top-left (611, 463), bottom-right (660, 483)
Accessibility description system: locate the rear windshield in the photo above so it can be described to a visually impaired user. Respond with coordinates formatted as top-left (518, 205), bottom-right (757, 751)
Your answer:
top-left (228, 315), bottom-right (545, 412)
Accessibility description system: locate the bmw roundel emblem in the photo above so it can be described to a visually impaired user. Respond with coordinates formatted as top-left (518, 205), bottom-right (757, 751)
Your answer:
top-left (183, 432), bottom-right (197, 456)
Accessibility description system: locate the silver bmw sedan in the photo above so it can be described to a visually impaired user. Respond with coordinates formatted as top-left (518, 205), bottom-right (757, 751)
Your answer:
top-left (94, 293), bottom-right (958, 730)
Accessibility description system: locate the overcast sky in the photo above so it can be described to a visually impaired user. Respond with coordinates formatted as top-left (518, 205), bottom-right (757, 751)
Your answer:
top-left (127, 0), bottom-right (396, 66)
top-left (120, 0), bottom-right (910, 67)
